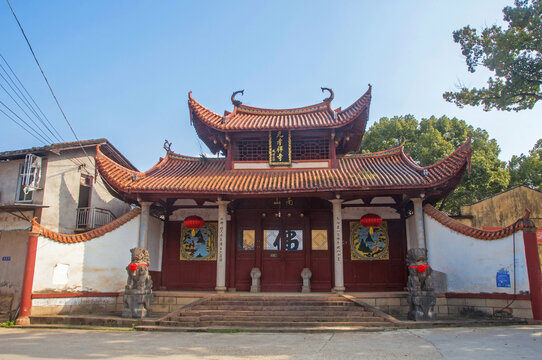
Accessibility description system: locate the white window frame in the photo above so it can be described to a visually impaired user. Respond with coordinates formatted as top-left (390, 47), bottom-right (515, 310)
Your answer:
top-left (15, 163), bottom-right (34, 203)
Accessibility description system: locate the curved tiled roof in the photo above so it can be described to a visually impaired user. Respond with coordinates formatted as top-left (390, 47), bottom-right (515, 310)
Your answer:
top-left (188, 87), bottom-right (372, 154)
top-left (423, 204), bottom-right (534, 240)
top-left (95, 138), bottom-right (471, 199)
top-left (189, 87), bottom-right (371, 131)
top-left (32, 208), bottom-right (141, 243)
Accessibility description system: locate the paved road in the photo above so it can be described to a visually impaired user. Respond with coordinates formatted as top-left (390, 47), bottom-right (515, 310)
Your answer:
top-left (0, 325), bottom-right (540, 359)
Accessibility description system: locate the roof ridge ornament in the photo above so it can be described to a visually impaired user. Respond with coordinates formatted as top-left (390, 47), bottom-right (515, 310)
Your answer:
top-left (321, 87), bottom-right (334, 102)
top-left (231, 90), bottom-right (244, 106)
top-left (163, 139), bottom-right (172, 153)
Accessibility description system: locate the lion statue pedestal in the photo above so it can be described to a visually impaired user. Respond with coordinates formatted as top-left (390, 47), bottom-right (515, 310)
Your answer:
top-left (122, 247), bottom-right (153, 319)
top-left (406, 248), bottom-right (437, 321)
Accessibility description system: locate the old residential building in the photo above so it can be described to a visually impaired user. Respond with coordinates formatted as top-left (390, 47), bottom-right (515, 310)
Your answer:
top-left (0, 139), bottom-right (135, 319)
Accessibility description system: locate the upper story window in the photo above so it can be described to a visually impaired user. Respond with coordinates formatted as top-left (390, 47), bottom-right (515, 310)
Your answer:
top-left (15, 154), bottom-right (42, 203)
top-left (233, 136), bottom-right (329, 162)
top-left (16, 164), bottom-right (34, 202)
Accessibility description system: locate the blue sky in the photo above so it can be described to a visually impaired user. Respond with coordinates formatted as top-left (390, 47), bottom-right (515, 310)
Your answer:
top-left (1, 0), bottom-right (540, 170)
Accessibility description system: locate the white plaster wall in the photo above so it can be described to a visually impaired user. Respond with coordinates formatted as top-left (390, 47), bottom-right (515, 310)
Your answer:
top-left (0, 159), bottom-right (24, 203)
top-left (425, 214), bottom-right (529, 294)
top-left (147, 216), bottom-right (164, 271)
top-left (40, 148), bottom-right (131, 233)
top-left (342, 206), bottom-right (400, 220)
top-left (170, 207), bottom-right (231, 222)
top-left (33, 214), bottom-right (140, 293)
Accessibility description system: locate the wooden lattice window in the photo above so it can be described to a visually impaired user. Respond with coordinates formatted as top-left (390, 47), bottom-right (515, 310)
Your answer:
top-left (235, 138), bottom-right (268, 161)
top-left (234, 136), bottom-right (329, 161)
top-left (291, 137), bottom-right (329, 160)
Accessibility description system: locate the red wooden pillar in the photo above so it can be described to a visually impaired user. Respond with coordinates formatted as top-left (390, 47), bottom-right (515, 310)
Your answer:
top-left (16, 227), bottom-right (40, 325)
top-left (523, 227), bottom-right (542, 320)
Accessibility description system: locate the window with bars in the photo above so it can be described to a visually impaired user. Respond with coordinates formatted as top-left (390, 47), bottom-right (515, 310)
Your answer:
top-left (291, 137), bottom-right (329, 160)
top-left (234, 136), bottom-right (329, 161)
top-left (16, 164), bottom-right (34, 202)
top-left (235, 138), bottom-right (268, 161)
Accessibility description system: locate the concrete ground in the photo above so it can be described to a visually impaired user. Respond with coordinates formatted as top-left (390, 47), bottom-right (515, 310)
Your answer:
top-left (0, 325), bottom-right (540, 359)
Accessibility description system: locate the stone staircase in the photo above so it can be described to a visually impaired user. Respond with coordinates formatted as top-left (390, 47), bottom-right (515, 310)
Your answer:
top-left (156, 294), bottom-right (396, 330)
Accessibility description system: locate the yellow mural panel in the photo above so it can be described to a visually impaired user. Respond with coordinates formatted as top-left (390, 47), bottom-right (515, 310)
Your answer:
top-left (180, 222), bottom-right (217, 261)
top-left (350, 221), bottom-right (389, 261)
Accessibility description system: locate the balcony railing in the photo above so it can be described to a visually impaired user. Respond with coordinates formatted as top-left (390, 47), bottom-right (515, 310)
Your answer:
top-left (76, 207), bottom-right (116, 231)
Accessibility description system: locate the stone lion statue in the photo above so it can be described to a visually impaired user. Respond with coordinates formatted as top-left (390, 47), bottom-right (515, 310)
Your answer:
top-left (406, 248), bottom-right (433, 292)
top-left (406, 248), bottom-right (436, 321)
top-left (123, 247), bottom-right (153, 318)
top-left (125, 247), bottom-right (153, 292)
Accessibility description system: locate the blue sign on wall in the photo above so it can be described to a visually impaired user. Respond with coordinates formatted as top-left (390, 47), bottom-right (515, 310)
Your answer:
top-left (2, 256), bottom-right (10, 261)
top-left (496, 268), bottom-right (511, 288)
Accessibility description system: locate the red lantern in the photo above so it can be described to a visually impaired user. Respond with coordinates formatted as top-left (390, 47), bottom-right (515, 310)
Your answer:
top-left (184, 215), bottom-right (204, 236)
top-left (360, 213), bottom-right (382, 235)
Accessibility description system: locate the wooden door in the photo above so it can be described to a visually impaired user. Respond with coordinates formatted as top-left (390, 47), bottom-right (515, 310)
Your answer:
top-left (309, 211), bottom-right (333, 291)
top-left (234, 210), bottom-right (259, 291)
top-left (343, 218), bottom-right (407, 291)
top-left (261, 210), bottom-right (306, 291)
top-left (161, 221), bottom-right (216, 290)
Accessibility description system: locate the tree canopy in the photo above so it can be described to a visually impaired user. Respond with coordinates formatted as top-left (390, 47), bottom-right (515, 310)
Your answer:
top-left (360, 115), bottom-right (510, 215)
top-left (443, 0), bottom-right (542, 111)
top-left (508, 138), bottom-right (542, 188)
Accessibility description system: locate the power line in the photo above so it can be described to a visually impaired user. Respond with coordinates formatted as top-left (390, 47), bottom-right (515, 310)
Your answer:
top-left (0, 53), bottom-right (65, 142)
top-left (5, 0), bottom-right (94, 166)
top-left (0, 107), bottom-right (46, 144)
top-left (0, 99), bottom-right (51, 144)
top-left (4, 1), bottom-right (123, 197)
top-left (0, 58), bottom-right (62, 142)
top-left (0, 74), bottom-right (56, 144)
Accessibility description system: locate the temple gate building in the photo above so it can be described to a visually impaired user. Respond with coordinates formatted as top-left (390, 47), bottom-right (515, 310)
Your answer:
top-left (95, 86), bottom-right (472, 293)
top-left (15, 86), bottom-right (542, 324)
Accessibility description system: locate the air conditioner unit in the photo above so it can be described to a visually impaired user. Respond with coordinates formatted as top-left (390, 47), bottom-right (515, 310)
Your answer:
top-left (23, 153), bottom-right (42, 194)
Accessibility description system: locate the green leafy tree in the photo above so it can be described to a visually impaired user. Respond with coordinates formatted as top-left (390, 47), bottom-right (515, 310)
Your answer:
top-left (360, 115), bottom-right (510, 214)
top-left (508, 139), bottom-right (542, 188)
top-left (443, 0), bottom-right (542, 111)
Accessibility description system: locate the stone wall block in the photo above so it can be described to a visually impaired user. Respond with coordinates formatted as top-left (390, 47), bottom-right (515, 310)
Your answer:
top-left (360, 298), bottom-right (376, 306)
top-left (446, 298), bottom-right (466, 306)
top-left (512, 308), bottom-right (534, 319)
top-left (376, 298), bottom-right (400, 306)
top-left (164, 297), bottom-right (176, 305)
top-left (435, 297), bottom-right (447, 306)
top-left (177, 298), bottom-right (198, 305)
top-left (151, 304), bottom-right (169, 313)
top-left (464, 298), bottom-right (487, 307)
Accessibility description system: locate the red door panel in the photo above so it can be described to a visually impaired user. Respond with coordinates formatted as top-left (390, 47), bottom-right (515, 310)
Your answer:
top-left (162, 221), bottom-right (216, 290)
top-left (343, 219), bottom-right (407, 291)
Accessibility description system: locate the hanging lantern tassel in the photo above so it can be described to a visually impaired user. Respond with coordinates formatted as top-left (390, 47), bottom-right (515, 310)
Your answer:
top-left (360, 214), bottom-right (382, 235)
top-left (184, 215), bottom-right (205, 237)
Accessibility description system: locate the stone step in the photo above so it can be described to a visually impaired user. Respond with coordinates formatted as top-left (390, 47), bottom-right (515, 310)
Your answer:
top-left (206, 299), bottom-right (351, 305)
top-left (173, 315), bottom-right (386, 322)
top-left (212, 296), bottom-right (344, 300)
top-left (192, 304), bottom-right (360, 311)
top-left (176, 309), bottom-right (375, 317)
top-left (159, 320), bottom-right (393, 328)
top-left (135, 325), bottom-right (391, 333)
